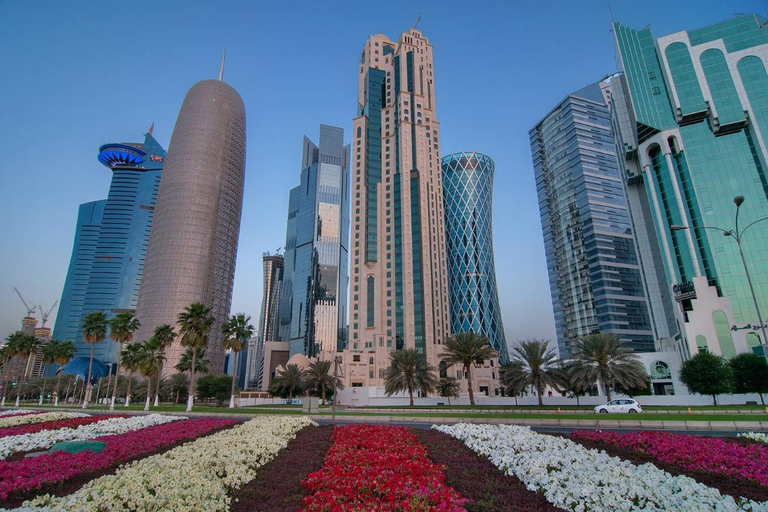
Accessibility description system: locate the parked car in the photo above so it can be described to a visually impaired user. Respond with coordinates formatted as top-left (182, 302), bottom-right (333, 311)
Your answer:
top-left (594, 398), bottom-right (642, 414)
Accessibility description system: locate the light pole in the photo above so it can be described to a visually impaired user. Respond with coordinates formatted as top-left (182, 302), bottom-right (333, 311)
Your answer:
top-left (671, 195), bottom-right (768, 365)
top-left (331, 355), bottom-right (342, 426)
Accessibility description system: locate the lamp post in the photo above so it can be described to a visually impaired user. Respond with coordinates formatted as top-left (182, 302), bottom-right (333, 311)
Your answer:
top-left (331, 355), bottom-right (342, 426)
top-left (671, 195), bottom-right (768, 365)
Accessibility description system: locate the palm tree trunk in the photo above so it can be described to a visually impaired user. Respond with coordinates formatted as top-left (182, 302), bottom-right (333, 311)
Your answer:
top-left (604, 382), bottom-right (612, 402)
top-left (42, 371), bottom-right (49, 404)
top-left (154, 363), bottom-right (162, 407)
top-left (110, 342), bottom-right (123, 411)
top-left (187, 351), bottom-right (197, 412)
top-left (83, 343), bottom-right (95, 409)
top-left (144, 375), bottom-right (152, 411)
top-left (1, 356), bottom-right (10, 407)
top-left (175, 388), bottom-right (180, 404)
top-left (537, 378), bottom-right (543, 406)
top-left (229, 351), bottom-right (238, 409)
top-left (21, 354), bottom-right (31, 384)
top-left (466, 364), bottom-right (475, 406)
top-left (55, 371), bottom-right (62, 406)
top-left (321, 384), bottom-right (326, 405)
top-left (409, 387), bottom-right (414, 407)
top-left (126, 371), bottom-right (134, 406)
top-left (712, 394), bottom-right (717, 406)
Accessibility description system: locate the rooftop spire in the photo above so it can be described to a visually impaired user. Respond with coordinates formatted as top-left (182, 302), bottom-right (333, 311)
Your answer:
top-left (147, 122), bottom-right (155, 135)
top-left (218, 50), bottom-right (226, 81)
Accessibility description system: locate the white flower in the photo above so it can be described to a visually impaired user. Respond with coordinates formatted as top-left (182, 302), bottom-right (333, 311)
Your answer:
top-left (737, 432), bottom-right (768, 445)
top-left (0, 410), bottom-right (28, 417)
top-left (0, 412), bottom-right (89, 430)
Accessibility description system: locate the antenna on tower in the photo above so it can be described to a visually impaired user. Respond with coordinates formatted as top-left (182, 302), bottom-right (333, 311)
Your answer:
top-left (218, 50), bottom-right (226, 81)
top-left (147, 122), bottom-right (155, 136)
top-left (411, 13), bottom-right (422, 31)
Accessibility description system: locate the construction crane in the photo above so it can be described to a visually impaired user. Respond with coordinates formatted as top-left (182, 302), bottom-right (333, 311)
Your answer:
top-left (39, 301), bottom-right (58, 328)
top-left (12, 287), bottom-right (36, 317)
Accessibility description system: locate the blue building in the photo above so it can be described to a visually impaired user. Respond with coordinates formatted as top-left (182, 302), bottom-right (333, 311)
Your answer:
top-left (53, 127), bottom-right (165, 365)
top-left (530, 80), bottom-right (655, 358)
top-left (442, 152), bottom-right (509, 363)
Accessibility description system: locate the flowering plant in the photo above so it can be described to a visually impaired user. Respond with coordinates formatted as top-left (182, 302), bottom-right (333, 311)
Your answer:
top-left (0, 410), bottom-right (29, 418)
top-left (0, 414), bottom-right (130, 439)
top-left (738, 432), bottom-right (768, 445)
top-left (301, 425), bottom-right (468, 511)
top-left (0, 412), bottom-right (87, 430)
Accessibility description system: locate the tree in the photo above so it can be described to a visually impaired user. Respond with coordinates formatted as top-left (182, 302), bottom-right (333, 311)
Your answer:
top-left (614, 372), bottom-right (653, 398)
top-left (177, 302), bottom-right (214, 412)
top-left (40, 340), bottom-right (62, 404)
top-left (1, 333), bottom-right (23, 406)
top-left (80, 310), bottom-right (108, 408)
top-left (151, 324), bottom-right (176, 407)
top-left (305, 359), bottom-right (344, 404)
top-left (557, 361), bottom-right (593, 406)
top-left (679, 352), bottom-right (732, 406)
top-left (195, 375), bottom-right (232, 406)
top-left (17, 334), bottom-right (40, 384)
top-left (439, 332), bottom-right (498, 406)
top-left (499, 360), bottom-right (528, 405)
top-left (52, 341), bottom-right (76, 406)
top-left (570, 333), bottom-right (648, 402)
top-left (437, 377), bottom-right (460, 407)
top-left (137, 338), bottom-right (166, 411)
top-left (270, 364), bottom-right (306, 401)
top-left (169, 372), bottom-right (189, 404)
top-left (729, 352), bottom-right (768, 405)
top-left (383, 349), bottom-right (438, 406)
top-left (120, 343), bottom-right (144, 406)
top-left (175, 346), bottom-right (211, 375)
top-left (108, 313), bottom-right (140, 411)
top-left (509, 339), bottom-right (563, 406)
top-left (222, 313), bottom-right (254, 408)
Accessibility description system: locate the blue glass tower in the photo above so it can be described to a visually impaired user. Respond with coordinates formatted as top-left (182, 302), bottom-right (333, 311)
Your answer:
top-left (442, 152), bottom-right (509, 363)
top-left (53, 128), bottom-right (165, 364)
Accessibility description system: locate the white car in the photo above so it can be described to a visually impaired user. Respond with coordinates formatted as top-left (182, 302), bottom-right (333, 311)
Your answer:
top-left (594, 398), bottom-right (642, 414)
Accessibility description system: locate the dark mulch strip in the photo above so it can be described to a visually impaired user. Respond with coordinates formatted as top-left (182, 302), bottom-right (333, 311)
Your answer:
top-left (414, 429), bottom-right (562, 512)
top-left (569, 435), bottom-right (768, 504)
top-left (3, 423), bottom-right (237, 508)
top-left (230, 425), bottom-right (333, 512)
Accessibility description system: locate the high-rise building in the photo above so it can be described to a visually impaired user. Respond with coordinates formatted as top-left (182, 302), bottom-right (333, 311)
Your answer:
top-left (611, 14), bottom-right (768, 359)
top-left (279, 125), bottom-right (349, 359)
top-left (133, 72), bottom-right (246, 374)
top-left (347, 28), bottom-right (450, 385)
top-left (247, 253), bottom-right (284, 390)
top-left (442, 152), bottom-right (509, 362)
top-left (531, 80), bottom-right (655, 358)
top-left (53, 129), bottom-right (165, 364)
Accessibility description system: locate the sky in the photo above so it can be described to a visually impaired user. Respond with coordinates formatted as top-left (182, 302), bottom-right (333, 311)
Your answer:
top-left (0, 0), bottom-right (764, 347)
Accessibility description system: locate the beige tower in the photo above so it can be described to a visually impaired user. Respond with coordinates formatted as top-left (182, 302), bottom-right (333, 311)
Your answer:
top-left (346, 28), bottom-right (450, 386)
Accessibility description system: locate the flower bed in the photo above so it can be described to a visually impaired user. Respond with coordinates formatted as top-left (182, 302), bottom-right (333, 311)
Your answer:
top-left (301, 425), bottom-right (468, 511)
top-left (0, 412), bottom-right (87, 430)
top-left (414, 428), bottom-right (560, 512)
top-left (0, 417), bottom-right (237, 505)
top-left (739, 432), bottom-right (768, 445)
top-left (26, 416), bottom-right (315, 511)
top-left (0, 414), bottom-right (131, 439)
top-left (437, 423), bottom-right (766, 512)
top-left (230, 425), bottom-right (333, 512)
top-left (0, 410), bottom-right (30, 418)
top-left (0, 413), bottom-right (182, 459)
top-left (571, 430), bottom-right (768, 487)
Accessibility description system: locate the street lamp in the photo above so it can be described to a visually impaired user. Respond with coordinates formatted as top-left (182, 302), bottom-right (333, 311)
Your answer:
top-left (671, 195), bottom-right (768, 364)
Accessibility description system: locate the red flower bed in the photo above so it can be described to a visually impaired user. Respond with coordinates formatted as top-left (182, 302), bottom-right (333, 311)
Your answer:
top-left (0, 414), bottom-right (130, 438)
top-left (0, 417), bottom-right (237, 501)
top-left (301, 425), bottom-right (468, 511)
top-left (572, 430), bottom-right (768, 486)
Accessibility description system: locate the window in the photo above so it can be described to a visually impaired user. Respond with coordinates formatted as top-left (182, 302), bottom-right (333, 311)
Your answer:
top-left (369, 357), bottom-right (374, 365)
top-left (353, 355), bottom-right (361, 362)
top-left (652, 86), bottom-right (661, 96)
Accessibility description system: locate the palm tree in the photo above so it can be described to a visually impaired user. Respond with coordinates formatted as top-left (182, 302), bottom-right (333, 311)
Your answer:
top-left (509, 339), bottom-right (563, 406)
top-left (137, 338), bottom-right (166, 411)
top-left (383, 349), bottom-right (438, 406)
top-left (107, 313), bottom-right (140, 410)
top-left (177, 302), bottom-right (214, 412)
top-left (271, 364), bottom-right (306, 402)
top-left (437, 377), bottom-right (460, 407)
top-left (305, 359), bottom-right (344, 404)
top-left (175, 346), bottom-right (211, 375)
top-left (151, 324), bottom-right (176, 407)
top-left (221, 313), bottom-right (254, 408)
top-left (52, 341), bottom-right (76, 406)
top-left (40, 340), bottom-right (62, 404)
top-left (498, 360), bottom-right (527, 406)
top-left (439, 332), bottom-right (498, 406)
top-left (80, 310), bottom-right (108, 408)
top-left (169, 372), bottom-right (189, 404)
top-left (121, 343), bottom-right (143, 406)
top-left (17, 334), bottom-right (40, 384)
top-left (1, 333), bottom-right (23, 407)
top-left (570, 333), bottom-right (647, 402)
top-left (558, 361), bottom-right (592, 406)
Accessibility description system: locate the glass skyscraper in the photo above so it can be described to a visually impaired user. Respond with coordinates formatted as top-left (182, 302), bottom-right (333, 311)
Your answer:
top-left (611, 14), bottom-right (768, 359)
top-left (531, 81), bottom-right (655, 358)
top-left (247, 252), bottom-right (283, 389)
top-left (279, 125), bottom-right (349, 358)
top-left (53, 129), bottom-right (165, 364)
top-left (442, 152), bottom-right (509, 362)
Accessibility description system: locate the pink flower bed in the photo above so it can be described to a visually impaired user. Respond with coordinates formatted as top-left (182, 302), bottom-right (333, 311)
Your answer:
top-left (572, 430), bottom-right (768, 487)
top-left (0, 417), bottom-right (237, 498)
top-left (0, 415), bottom-right (130, 438)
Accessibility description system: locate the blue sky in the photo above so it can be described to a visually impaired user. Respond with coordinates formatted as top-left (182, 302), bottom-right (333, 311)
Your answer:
top-left (0, 0), bottom-right (763, 345)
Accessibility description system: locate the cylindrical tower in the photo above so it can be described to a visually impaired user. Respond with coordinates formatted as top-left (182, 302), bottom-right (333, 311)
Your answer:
top-left (134, 79), bottom-right (246, 374)
top-left (441, 152), bottom-right (509, 362)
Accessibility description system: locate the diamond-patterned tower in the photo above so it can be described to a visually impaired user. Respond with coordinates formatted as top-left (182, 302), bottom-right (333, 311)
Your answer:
top-left (442, 152), bottom-right (509, 362)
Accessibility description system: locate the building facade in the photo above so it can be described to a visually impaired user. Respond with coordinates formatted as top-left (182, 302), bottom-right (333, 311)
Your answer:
top-left (611, 14), bottom-right (768, 360)
top-left (347, 28), bottom-right (451, 386)
top-left (531, 80), bottom-right (655, 358)
top-left (133, 77), bottom-right (246, 374)
top-left (279, 125), bottom-right (349, 359)
top-left (442, 152), bottom-right (509, 362)
top-left (53, 129), bottom-right (165, 364)
top-left (247, 253), bottom-right (284, 390)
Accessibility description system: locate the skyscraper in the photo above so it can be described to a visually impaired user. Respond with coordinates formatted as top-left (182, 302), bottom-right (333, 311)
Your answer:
top-left (53, 129), bottom-right (165, 363)
top-left (531, 81), bottom-right (655, 358)
top-left (348, 28), bottom-right (450, 381)
top-left (247, 252), bottom-right (283, 390)
top-left (279, 125), bottom-right (349, 359)
top-left (442, 152), bottom-right (509, 362)
top-left (611, 14), bottom-right (768, 359)
top-left (133, 71), bottom-right (246, 374)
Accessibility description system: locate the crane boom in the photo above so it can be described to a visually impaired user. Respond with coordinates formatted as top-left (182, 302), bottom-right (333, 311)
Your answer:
top-left (39, 301), bottom-right (58, 327)
top-left (13, 287), bottom-right (36, 317)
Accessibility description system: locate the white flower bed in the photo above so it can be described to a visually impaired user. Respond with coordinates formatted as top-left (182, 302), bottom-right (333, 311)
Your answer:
top-left (24, 415), bottom-right (316, 511)
top-left (0, 412), bottom-right (88, 429)
top-left (0, 410), bottom-right (28, 417)
top-left (738, 432), bottom-right (768, 445)
top-left (0, 414), bottom-right (183, 459)
top-left (436, 423), bottom-right (768, 512)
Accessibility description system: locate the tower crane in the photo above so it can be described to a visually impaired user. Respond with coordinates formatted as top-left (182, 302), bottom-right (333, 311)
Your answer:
top-left (39, 302), bottom-right (58, 328)
top-left (12, 288), bottom-right (37, 317)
